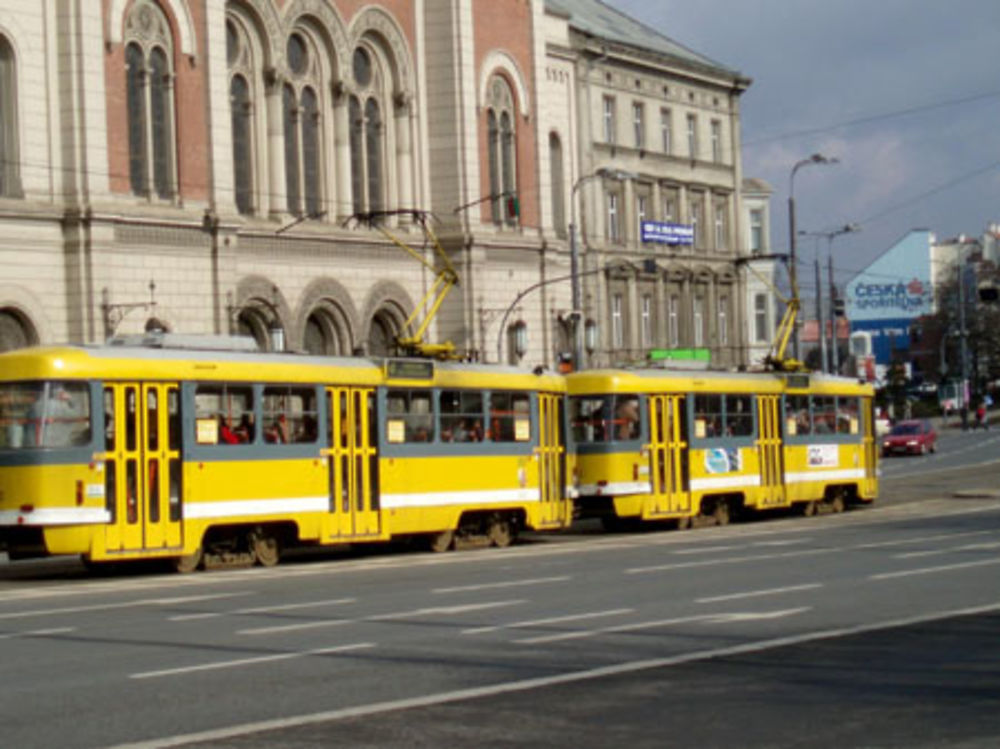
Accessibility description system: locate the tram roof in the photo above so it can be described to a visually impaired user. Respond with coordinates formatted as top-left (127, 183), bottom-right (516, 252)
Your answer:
top-left (0, 344), bottom-right (565, 390)
top-left (567, 367), bottom-right (873, 396)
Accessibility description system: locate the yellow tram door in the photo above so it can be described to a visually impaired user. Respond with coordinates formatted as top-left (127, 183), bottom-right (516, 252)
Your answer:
top-left (325, 387), bottom-right (380, 539)
top-left (536, 393), bottom-right (569, 527)
top-left (756, 394), bottom-right (786, 507)
top-left (861, 398), bottom-right (878, 495)
top-left (102, 383), bottom-right (182, 554)
top-left (647, 394), bottom-right (690, 517)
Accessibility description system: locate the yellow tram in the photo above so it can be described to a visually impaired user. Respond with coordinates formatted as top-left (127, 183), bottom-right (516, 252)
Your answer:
top-left (567, 368), bottom-right (878, 528)
top-left (0, 335), bottom-right (571, 570)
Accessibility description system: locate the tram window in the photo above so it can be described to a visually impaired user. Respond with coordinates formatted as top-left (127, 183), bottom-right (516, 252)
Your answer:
top-left (439, 390), bottom-right (484, 442)
top-left (168, 458), bottom-right (181, 521)
top-left (489, 392), bottom-right (531, 442)
top-left (126, 388), bottom-right (138, 451)
top-left (787, 394), bottom-right (811, 436)
top-left (813, 396), bottom-right (836, 434)
top-left (611, 395), bottom-right (640, 441)
top-left (694, 394), bottom-right (723, 438)
top-left (194, 384), bottom-right (254, 445)
top-left (0, 381), bottom-right (92, 450)
top-left (726, 395), bottom-right (754, 437)
top-left (167, 389), bottom-right (181, 451)
top-left (570, 396), bottom-right (610, 443)
top-left (837, 397), bottom-right (859, 434)
top-left (103, 388), bottom-right (115, 451)
top-left (147, 389), bottom-right (159, 452)
top-left (386, 389), bottom-right (434, 443)
top-left (262, 386), bottom-right (318, 444)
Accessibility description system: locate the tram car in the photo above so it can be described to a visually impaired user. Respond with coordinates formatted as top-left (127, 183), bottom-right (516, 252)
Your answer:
top-left (567, 368), bottom-right (878, 528)
top-left (0, 334), bottom-right (571, 570)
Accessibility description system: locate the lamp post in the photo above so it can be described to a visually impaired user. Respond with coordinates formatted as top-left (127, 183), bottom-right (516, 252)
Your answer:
top-left (788, 153), bottom-right (839, 360)
top-left (569, 167), bottom-right (637, 370)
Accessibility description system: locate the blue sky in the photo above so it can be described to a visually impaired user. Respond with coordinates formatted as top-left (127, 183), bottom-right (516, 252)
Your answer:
top-left (605, 0), bottom-right (1000, 293)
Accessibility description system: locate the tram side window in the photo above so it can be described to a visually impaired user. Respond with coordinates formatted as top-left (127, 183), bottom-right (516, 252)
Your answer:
top-left (694, 394), bottom-right (724, 438)
top-left (0, 381), bottom-right (91, 449)
top-left (262, 386), bottom-right (318, 444)
top-left (194, 384), bottom-right (254, 445)
top-left (386, 389), bottom-right (434, 443)
top-left (490, 392), bottom-right (531, 442)
top-left (439, 390), bottom-right (484, 442)
top-left (612, 395), bottom-right (640, 441)
top-left (570, 396), bottom-right (610, 443)
top-left (813, 396), bottom-right (836, 434)
top-left (726, 394), bottom-right (754, 437)
top-left (787, 394), bottom-right (811, 435)
top-left (837, 397), bottom-right (860, 435)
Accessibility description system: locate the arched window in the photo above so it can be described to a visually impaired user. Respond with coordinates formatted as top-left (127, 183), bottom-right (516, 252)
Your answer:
top-left (227, 16), bottom-right (257, 215)
top-left (368, 309), bottom-right (400, 357)
top-left (283, 30), bottom-right (324, 218)
top-left (0, 309), bottom-right (35, 352)
top-left (124, 0), bottom-right (176, 200)
top-left (549, 133), bottom-right (565, 237)
top-left (0, 35), bottom-right (20, 198)
top-left (303, 306), bottom-right (352, 356)
top-left (485, 75), bottom-right (517, 226)
top-left (349, 44), bottom-right (387, 217)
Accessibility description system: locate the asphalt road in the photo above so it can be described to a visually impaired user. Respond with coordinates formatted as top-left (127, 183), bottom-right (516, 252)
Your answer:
top-left (0, 428), bottom-right (998, 748)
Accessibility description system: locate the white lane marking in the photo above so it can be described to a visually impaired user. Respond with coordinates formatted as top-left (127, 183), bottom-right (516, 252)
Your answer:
top-left (130, 642), bottom-right (374, 680)
top-left (705, 607), bottom-right (811, 624)
top-left (697, 584), bottom-right (823, 604)
top-left (855, 529), bottom-right (994, 550)
top-left (432, 576), bottom-right (570, 594)
top-left (671, 545), bottom-right (741, 555)
top-left (895, 540), bottom-right (1000, 560)
top-left (237, 600), bottom-right (526, 636)
top-left (626, 547), bottom-right (834, 574)
top-left (0, 592), bottom-right (252, 621)
top-left (462, 608), bottom-right (634, 636)
top-left (753, 538), bottom-right (811, 547)
top-left (870, 557), bottom-right (1000, 580)
top-left (513, 614), bottom-right (713, 645)
top-left (108, 600), bottom-right (1000, 749)
top-left (169, 598), bottom-right (356, 622)
top-left (0, 627), bottom-right (76, 640)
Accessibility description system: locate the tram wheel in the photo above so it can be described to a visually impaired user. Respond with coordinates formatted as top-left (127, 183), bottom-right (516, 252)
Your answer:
top-left (676, 515), bottom-right (693, 531)
top-left (251, 533), bottom-right (281, 567)
top-left (173, 547), bottom-right (203, 574)
top-left (802, 500), bottom-right (818, 517)
top-left (829, 492), bottom-right (846, 514)
top-left (428, 530), bottom-right (454, 553)
top-left (713, 500), bottom-right (731, 527)
top-left (487, 517), bottom-right (514, 548)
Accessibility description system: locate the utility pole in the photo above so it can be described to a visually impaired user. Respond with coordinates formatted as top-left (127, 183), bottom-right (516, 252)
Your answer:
top-left (829, 253), bottom-right (839, 375)
top-left (959, 264), bottom-right (970, 430)
top-left (815, 258), bottom-right (827, 373)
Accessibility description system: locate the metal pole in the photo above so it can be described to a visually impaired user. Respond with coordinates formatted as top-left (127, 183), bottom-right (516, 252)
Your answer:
top-left (569, 220), bottom-right (583, 370)
top-left (959, 264), bottom-right (970, 430)
top-left (815, 257), bottom-right (827, 373)
top-left (828, 250), bottom-right (839, 375)
top-left (788, 194), bottom-right (799, 360)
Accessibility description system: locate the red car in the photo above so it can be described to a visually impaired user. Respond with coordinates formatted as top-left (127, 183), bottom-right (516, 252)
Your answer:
top-left (881, 419), bottom-right (937, 456)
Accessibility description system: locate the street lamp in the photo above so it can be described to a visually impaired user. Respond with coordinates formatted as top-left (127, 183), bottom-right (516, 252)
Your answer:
top-left (569, 167), bottom-right (637, 370)
top-left (788, 153), bottom-right (839, 360)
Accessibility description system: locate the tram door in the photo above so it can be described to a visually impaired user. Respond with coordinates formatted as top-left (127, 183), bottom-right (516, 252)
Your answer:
top-left (325, 387), bottom-right (380, 538)
top-left (756, 395), bottom-right (786, 507)
top-left (647, 395), bottom-right (690, 516)
top-left (103, 383), bottom-right (183, 553)
top-left (536, 393), bottom-right (569, 527)
top-left (861, 397), bottom-right (878, 495)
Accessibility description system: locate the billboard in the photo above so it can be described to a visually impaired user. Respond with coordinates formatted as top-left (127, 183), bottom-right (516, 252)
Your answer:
top-left (641, 221), bottom-right (693, 246)
top-left (845, 230), bottom-right (933, 365)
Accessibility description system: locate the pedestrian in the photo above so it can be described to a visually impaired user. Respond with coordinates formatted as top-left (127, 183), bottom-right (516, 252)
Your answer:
top-left (976, 402), bottom-right (987, 430)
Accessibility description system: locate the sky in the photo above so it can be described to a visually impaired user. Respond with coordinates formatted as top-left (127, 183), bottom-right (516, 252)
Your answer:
top-left (605, 0), bottom-right (1000, 296)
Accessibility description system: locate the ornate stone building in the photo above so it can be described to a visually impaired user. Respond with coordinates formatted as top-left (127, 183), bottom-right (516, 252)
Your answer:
top-left (0, 0), bottom-right (760, 370)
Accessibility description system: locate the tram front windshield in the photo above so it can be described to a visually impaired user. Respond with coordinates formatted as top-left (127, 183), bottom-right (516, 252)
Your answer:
top-left (0, 381), bottom-right (91, 449)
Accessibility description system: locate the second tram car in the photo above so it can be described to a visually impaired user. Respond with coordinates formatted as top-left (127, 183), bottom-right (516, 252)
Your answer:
top-left (567, 368), bottom-right (878, 528)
